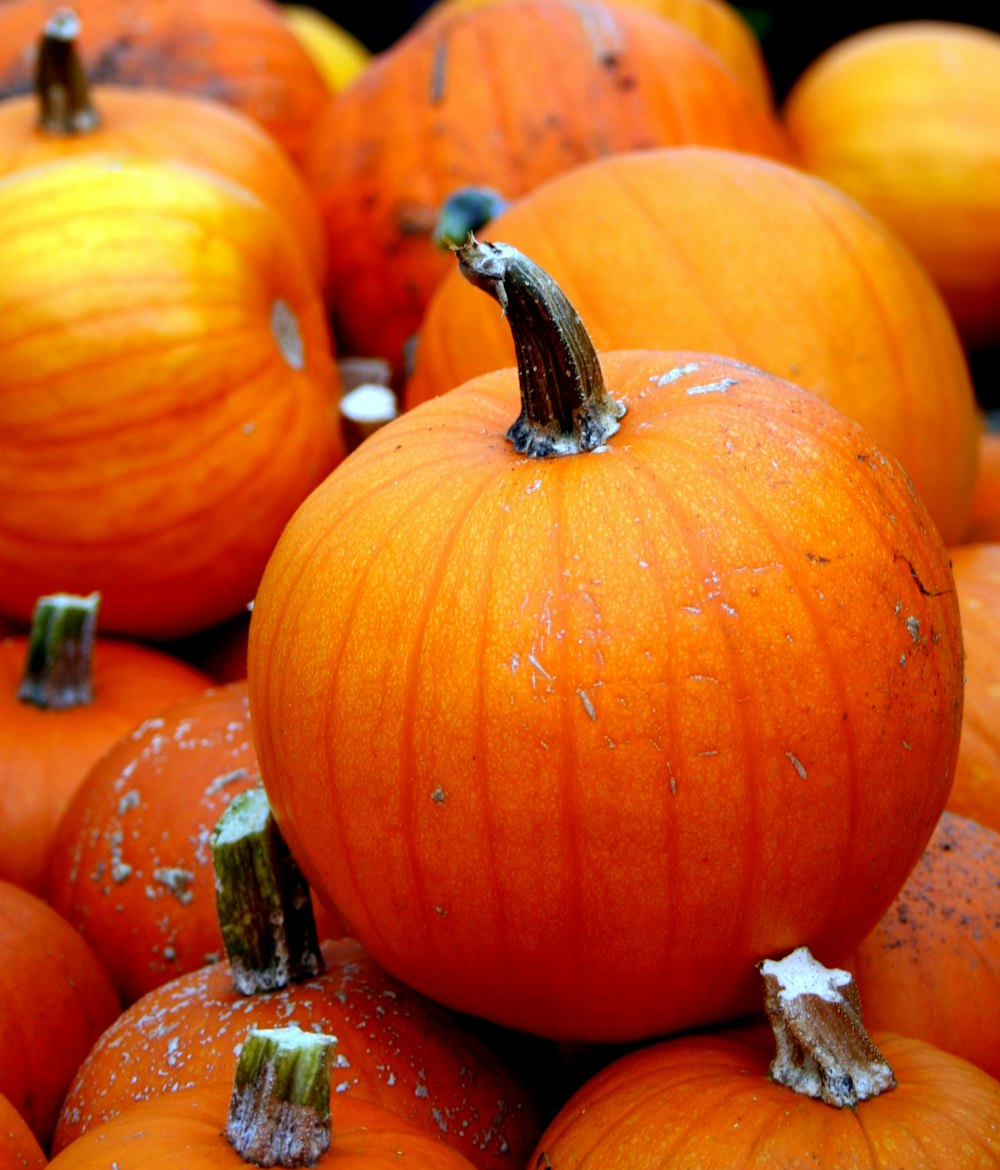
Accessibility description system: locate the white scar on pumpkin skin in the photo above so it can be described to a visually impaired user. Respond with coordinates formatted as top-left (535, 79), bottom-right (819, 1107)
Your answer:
top-left (685, 378), bottom-right (739, 395)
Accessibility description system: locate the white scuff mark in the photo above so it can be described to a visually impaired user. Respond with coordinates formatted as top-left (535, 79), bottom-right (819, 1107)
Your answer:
top-left (653, 362), bottom-right (700, 386)
top-left (527, 653), bottom-right (552, 681)
top-left (686, 378), bottom-right (738, 396)
top-left (577, 689), bottom-right (597, 721)
top-left (786, 752), bottom-right (808, 780)
top-left (906, 615), bottom-right (921, 643)
top-left (721, 603), bottom-right (738, 617)
top-left (690, 674), bottom-right (719, 684)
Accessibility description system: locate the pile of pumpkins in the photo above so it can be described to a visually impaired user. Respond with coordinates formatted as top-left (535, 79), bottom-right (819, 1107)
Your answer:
top-left (1, 0), bottom-right (999, 1165)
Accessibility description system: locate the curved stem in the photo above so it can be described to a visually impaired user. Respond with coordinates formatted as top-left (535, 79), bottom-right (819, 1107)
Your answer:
top-left (17, 591), bottom-right (100, 709)
top-left (35, 8), bottom-right (101, 135)
top-left (455, 235), bottom-right (625, 458)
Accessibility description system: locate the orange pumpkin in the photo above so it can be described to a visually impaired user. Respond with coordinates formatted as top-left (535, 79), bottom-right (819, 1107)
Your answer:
top-left (0, 9), bottom-right (328, 290)
top-left (963, 428), bottom-right (1000, 544)
top-left (418, 0), bottom-right (773, 105)
top-left (247, 238), bottom-right (964, 1042)
top-left (302, 0), bottom-right (790, 382)
top-left (839, 810), bottom-right (1000, 1081)
top-left (405, 146), bottom-right (980, 547)
top-left (946, 542), bottom-right (1000, 832)
top-left (0, 1090), bottom-right (47, 1170)
top-left (0, 154), bottom-right (345, 640)
top-left (783, 21), bottom-right (1000, 349)
top-left (0, 878), bottom-right (121, 1150)
top-left (0, 0), bottom-right (330, 167)
top-left (53, 938), bottom-right (543, 1167)
top-left (48, 1033), bottom-right (482, 1170)
top-left (529, 949), bottom-right (1000, 1168)
top-left (44, 680), bottom-right (344, 1005)
top-left (0, 593), bottom-right (210, 894)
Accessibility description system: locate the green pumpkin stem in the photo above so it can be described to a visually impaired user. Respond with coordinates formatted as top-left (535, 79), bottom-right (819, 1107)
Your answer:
top-left (211, 787), bottom-right (325, 995)
top-left (455, 234), bottom-right (625, 458)
top-left (35, 8), bottom-right (101, 135)
top-left (227, 1027), bottom-right (336, 1167)
top-left (759, 946), bottom-right (896, 1108)
top-left (17, 591), bottom-right (101, 709)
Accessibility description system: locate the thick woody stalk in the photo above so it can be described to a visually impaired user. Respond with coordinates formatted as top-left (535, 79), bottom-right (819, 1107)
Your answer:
top-left (455, 234), bottom-right (625, 458)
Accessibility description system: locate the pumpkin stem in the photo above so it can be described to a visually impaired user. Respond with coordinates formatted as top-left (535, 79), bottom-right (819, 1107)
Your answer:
top-left (455, 234), bottom-right (626, 457)
top-left (759, 945), bottom-right (896, 1108)
top-left (35, 8), bottom-right (101, 135)
top-left (227, 1026), bottom-right (336, 1167)
top-left (17, 591), bottom-right (100, 709)
top-left (211, 787), bottom-right (325, 995)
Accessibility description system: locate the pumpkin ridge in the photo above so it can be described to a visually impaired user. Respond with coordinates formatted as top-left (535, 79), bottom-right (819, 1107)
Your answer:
top-left (394, 456), bottom-right (527, 967)
top-left (606, 422), bottom-right (763, 950)
top-left (618, 376), bottom-right (864, 944)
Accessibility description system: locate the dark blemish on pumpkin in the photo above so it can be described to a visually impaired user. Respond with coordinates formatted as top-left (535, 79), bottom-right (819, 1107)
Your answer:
top-left (894, 553), bottom-right (951, 598)
top-left (395, 203), bottom-right (437, 237)
top-left (805, 551), bottom-right (831, 565)
top-left (896, 902), bottom-right (909, 925)
top-left (431, 786), bottom-right (446, 804)
top-left (429, 34), bottom-right (449, 103)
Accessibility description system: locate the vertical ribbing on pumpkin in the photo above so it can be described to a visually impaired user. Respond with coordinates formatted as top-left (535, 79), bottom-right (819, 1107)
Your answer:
top-left (210, 786), bottom-right (325, 995)
top-left (455, 234), bottom-right (625, 457)
top-left (17, 591), bottom-right (101, 709)
top-left (35, 8), bottom-right (100, 134)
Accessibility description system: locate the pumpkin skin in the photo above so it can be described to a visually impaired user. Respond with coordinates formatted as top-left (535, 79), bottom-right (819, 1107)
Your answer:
top-left (0, 879), bottom-right (121, 1150)
top-left (528, 1025), bottom-right (1000, 1169)
top-left (48, 1082), bottom-right (480, 1170)
top-left (302, 0), bottom-right (790, 381)
top-left (52, 936), bottom-right (542, 1169)
top-left (0, 626), bottom-right (210, 894)
top-left (248, 348), bottom-right (964, 1042)
top-left (838, 810), bottom-right (1000, 1081)
top-left (783, 21), bottom-right (1000, 349)
top-left (0, 1090), bottom-right (47, 1170)
top-left (945, 543), bottom-right (1000, 833)
top-left (44, 681), bottom-right (345, 1006)
top-left (418, 0), bottom-right (773, 106)
top-left (0, 154), bottom-right (345, 640)
top-left (0, 0), bottom-right (330, 168)
top-left (0, 11), bottom-right (328, 290)
top-left (404, 146), bottom-right (979, 547)
top-left (964, 429), bottom-right (1000, 544)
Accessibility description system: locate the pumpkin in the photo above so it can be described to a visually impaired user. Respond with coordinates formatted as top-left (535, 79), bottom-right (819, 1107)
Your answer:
top-left (44, 680), bottom-right (344, 1005)
top-left (964, 428), bottom-right (1000, 543)
top-left (945, 542), bottom-right (1000, 832)
top-left (302, 0), bottom-right (790, 382)
top-left (0, 592), bottom-right (210, 894)
top-left (0, 0), bottom-right (330, 168)
top-left (528, 947), bottom-right (1000, 1168)
top-left (48, 1026), bottom-right (483, 1170)
top-left (783, 21), bottom-right (1000, 349)
top-left (0, 1090), bottom-right (47, 1170)
top-left (838, 810), bottom-right (1000, 1081)
top-left (0, 9), bottom-right (328, 291)
top-left (0, 153), bottom-right (345, 640)
top-left (404, 146), bottom-right (980, 547)
top-left (246, 237), bottom-right (964, 1042)
top-left (52, 790), bottom-right (543, 1169)
top-left (417, 0), bottom-right (773, 106)
top-left (282, 4), bottom-right (371, 94)
top-left (0, 877), bottom-right (121, 1150)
